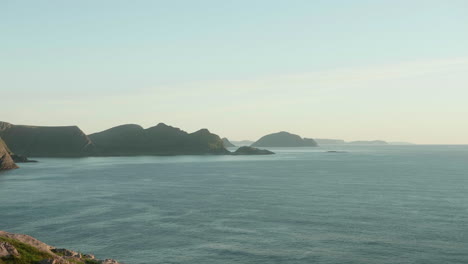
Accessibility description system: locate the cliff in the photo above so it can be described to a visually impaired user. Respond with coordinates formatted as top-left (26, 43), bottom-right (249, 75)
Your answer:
top-left (0, 230), bottom-right (122, 264)
top-left (252, 131), bottom-right (318, 147)
top-left (0, 121), bottom-right (94, 157)
top-left (0, 137), bottom-right (18, 171)
top-left (89, 123), bottom-right (229, 156)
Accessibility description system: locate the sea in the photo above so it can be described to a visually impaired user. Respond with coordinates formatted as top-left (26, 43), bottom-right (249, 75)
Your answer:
top-left (1, 145), bottom-right (467, 264)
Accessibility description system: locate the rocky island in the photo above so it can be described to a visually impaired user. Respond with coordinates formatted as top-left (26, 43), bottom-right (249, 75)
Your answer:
top-left (0, 230), bottom-right (122, 264)
top-left (232, 146), bottom-right (274, 155)
top-left (252, 131), bottom-right (318, 147)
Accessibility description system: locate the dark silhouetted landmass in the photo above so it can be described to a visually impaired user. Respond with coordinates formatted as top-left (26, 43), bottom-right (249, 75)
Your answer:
top-left (89, 123), bottom-right (229, 156)
top-left (232, 146), bottom-right (274, 155)
top-left (314, 138), bottom-right (346, 144)
top-left (0, 121), bottom-right (94, 157)
top-left (231, 140), bottom-right (254, 146)
top-left (348, 140), bottom-right (388, 145)
top-left (222, 138), bottom-right (236, 147)
top-left (252, 132), bottom-right (318, 147)
top-left (0, 121), bottom-right (275, 157)
top-left (0, 137), bottom-right (18, 170)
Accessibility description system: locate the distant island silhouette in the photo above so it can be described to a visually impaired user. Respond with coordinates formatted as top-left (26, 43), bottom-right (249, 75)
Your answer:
top-left (315, 138), bottom-right (389, 145)
top-left (252, 131), bottom-right (318, 147)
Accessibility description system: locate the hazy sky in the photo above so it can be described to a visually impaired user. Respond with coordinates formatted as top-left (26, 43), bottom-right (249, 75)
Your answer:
top-left (1, 0), bottom-right (467, 144)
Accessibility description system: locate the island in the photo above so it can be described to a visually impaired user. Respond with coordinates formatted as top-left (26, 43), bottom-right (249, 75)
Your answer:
top-left (251, 131), bottom-right (318, 147)
top-left (232, 146), bottom-right (275, 155)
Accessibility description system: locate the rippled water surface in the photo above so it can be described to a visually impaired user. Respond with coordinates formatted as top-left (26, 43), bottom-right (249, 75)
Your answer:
top-left (1, 145), bottom-right (467, 264)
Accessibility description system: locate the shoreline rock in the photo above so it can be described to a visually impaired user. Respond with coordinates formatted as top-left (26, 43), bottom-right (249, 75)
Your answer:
top-left (0, 231), bottom-right (123, 264)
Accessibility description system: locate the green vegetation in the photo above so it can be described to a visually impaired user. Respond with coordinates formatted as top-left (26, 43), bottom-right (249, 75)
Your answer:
top-left (0, 232), bottom-right (119, 264)
top-left (0, 237), bottom-right (52, 264)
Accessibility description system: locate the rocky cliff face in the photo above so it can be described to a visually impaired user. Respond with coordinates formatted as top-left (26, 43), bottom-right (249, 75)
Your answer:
top-left (0, 121), bottom-right (95, 157)
top-left (0, 230), bottom-right (122, 264)
top-left (0, 137), bottom-right (18, 170)
top-left (252, 131), bottom-right (318, 147)
top-left (89, 123), bottom-right (229, 156)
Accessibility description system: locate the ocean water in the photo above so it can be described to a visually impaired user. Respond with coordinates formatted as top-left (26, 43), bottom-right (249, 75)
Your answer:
top-left (1, 145), bottom-right (467, 264)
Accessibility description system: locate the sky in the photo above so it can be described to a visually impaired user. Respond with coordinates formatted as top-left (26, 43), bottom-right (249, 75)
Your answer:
top-left (1, 0), bottom-right (467, 144)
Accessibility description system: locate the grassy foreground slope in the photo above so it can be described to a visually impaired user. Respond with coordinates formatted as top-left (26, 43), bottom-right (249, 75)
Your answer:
top-left (0, 231), bottom-right (120, 264)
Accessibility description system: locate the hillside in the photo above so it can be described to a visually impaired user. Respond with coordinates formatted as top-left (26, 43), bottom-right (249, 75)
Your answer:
top-left (89, 123), bottom-right (229, 156)
top-left (0, 121), bottom-right (94, 157)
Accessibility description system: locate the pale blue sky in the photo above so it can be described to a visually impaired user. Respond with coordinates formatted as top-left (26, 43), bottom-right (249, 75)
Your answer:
top-left (1, 0), bottom-right (467, 143)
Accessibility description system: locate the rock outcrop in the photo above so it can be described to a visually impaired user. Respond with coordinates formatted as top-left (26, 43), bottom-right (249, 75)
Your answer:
top-left (0, 230), bottom-right (122, 264)
top-left (0, 137), bottom-right (18, 171)
top-left (222, 138), bottom-right (236, 147)
top-left (0, 241), bottom-right (19, 257)
top-left (89, 123), bottom-right (229, 156)
top-left (252, 131), bottom-right (318, 147)
top-left (0, 121), bottom-right (95, 157)
top-left (232, 146), bottom-right (275, 155)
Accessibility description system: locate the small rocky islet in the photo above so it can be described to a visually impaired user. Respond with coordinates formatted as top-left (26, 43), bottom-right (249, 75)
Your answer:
top-left (0, 231), bottom-right (122, 264)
